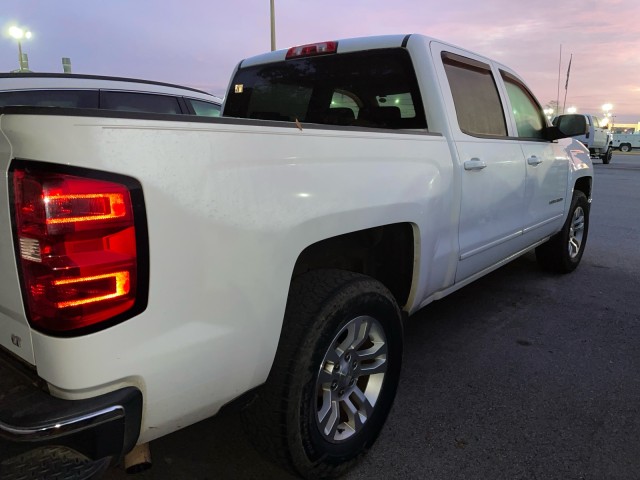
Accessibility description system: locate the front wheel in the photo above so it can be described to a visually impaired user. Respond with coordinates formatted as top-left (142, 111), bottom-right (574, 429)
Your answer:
top-left (536, 190), bottom-right (589, 273)
top-left (601, 147), bottom-right (612, 164)
top-left (245, 269), bottom-right (403, 479)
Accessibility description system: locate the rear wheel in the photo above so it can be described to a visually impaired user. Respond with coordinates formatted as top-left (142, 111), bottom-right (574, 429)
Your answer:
top-left (244, 269), bottom-right (403, 479)
top-left (536, 190), bottom-right (589, 273)
top-left (620, 143), bottom-right (632, 153)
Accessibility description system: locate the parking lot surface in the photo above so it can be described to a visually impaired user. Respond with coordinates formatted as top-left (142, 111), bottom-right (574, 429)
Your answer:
top-left (106, 153), bottom-right (640, 480)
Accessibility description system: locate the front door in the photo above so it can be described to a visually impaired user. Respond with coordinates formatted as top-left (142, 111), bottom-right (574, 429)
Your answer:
top-left (499, 70), bottom-right (569, 241)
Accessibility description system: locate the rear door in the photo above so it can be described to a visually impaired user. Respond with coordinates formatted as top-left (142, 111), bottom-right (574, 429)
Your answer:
top-left (431, 43), bottom-right (527, 282)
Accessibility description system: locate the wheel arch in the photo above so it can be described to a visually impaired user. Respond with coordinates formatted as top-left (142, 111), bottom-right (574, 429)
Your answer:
top-left (290, 223), bottom-right (416, 309)
top-left (574, 175), bottom-right (592, 201)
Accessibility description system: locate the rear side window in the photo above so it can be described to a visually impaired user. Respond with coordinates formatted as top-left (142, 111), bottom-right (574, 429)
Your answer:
top-left (0, 90), bottom-right (98, 108)
top-left (101, 91), bottom-right (182, 114)
top-left (442, 52), bottom-right (507, 137)
top-left (187, 98), bottom-right (221, 117)
top-left (224, 48), bottom-right (427, 130)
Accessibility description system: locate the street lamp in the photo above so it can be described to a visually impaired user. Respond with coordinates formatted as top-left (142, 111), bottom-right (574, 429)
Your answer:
top-left (8, 26), bottom-right (32, 72)
top-left (567, 106), bottom-right (577, 114)
top-left (602, 103), bottom-right (613, 129)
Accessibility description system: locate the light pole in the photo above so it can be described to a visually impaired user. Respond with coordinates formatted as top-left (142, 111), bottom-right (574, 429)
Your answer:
top-left (9, 26), bottom-right (32, 72)
top-left (270, 0), bottom-right (276, 51)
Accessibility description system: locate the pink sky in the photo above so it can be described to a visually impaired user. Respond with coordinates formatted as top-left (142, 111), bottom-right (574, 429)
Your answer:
top-left (2, 0), bottom-right (639, 122)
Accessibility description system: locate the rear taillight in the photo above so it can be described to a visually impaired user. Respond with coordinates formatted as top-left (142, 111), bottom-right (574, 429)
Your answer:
top-left (9, 161), bottom-right (147, 334)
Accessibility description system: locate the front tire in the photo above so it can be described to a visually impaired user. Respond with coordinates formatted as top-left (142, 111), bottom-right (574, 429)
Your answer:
top-left (536, 190), bottom-right (589, 273)
top-left (245, 269), bottom-right (403, 479)
top-left (601, 147), bottom-right (612, 164)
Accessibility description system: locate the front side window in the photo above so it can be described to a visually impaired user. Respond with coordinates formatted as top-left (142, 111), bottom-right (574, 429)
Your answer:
top-left (101, 91), bottom-right (182, 114)
top-left (224, 48), bottom-right (427, 130)
top-left (501, 71), bottom-right (546, 139)
top-left (442, 52), bottom-right (507, 137)
top-left (188, 98), bottom-right (221, 117)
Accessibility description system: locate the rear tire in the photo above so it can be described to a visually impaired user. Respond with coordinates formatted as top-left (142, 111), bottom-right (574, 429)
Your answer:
top-left (620, 143), bottom-right (632, 153)
top-left (244, 269), bottom-right (403, 479)
top-left (536, 190), bottom-right (589, 273)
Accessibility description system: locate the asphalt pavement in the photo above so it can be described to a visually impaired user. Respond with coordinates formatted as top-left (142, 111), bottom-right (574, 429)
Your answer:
top-left (105, 153), bottom-right (640, 480)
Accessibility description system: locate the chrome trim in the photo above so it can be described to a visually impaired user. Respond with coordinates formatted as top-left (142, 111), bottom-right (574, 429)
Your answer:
top-left (522, 214), bottom-right (563, 234)
top-left (0, 405), bottom-right (123, 440)
top-left (459, 229), bottom-right (522, 260)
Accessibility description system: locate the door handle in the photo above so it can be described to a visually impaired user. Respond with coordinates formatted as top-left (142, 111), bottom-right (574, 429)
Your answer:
top-left (527, 155), bottom-right (543, 166)
top-left (464, 158), bottom-right (487, 171)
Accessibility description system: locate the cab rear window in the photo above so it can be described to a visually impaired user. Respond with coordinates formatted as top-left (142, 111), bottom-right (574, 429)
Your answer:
top-left (224, 48), bottom-right (427, 130)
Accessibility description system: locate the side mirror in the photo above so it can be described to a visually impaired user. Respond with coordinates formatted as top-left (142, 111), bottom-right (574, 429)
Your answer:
top-left (545, 114), bottom-right (588, 141)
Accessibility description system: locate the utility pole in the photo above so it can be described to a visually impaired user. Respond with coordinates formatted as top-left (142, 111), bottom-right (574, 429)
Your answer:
top-left (270, 0), bottom-right (276, 51)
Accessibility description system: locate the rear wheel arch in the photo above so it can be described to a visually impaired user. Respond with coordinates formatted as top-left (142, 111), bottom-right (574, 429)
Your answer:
top-left (290, 223), bottom-right (416, 309)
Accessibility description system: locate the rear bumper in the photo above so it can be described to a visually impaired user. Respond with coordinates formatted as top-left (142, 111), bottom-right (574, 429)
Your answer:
top-left (0, 350), bottom-right (142, 468)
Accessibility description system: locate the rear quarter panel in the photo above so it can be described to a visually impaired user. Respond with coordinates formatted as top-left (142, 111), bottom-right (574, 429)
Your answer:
top-left (0, 113), bottom-right (455, 442)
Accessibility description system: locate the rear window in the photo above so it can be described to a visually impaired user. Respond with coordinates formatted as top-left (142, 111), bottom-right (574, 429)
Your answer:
top-left (442, 52), bottom-right (507, 137)
top-left (224, 48), bottom-right (427, 130)
top-left (0, 89), bottom-right (98, 108)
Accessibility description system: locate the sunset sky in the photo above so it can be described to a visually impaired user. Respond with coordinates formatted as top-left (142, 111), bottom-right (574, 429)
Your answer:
top-left (2, 0), bottom-right (638, 122)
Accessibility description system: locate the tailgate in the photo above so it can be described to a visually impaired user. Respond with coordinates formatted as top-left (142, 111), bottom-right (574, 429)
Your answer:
top-left (0, 118), bottom-right (34, 364)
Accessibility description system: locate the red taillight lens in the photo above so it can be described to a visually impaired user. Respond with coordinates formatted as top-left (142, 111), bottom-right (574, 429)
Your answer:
top-left (10, 164), bottom-right (144, 333)
top-left (286, 41), bottom-right (338, 59)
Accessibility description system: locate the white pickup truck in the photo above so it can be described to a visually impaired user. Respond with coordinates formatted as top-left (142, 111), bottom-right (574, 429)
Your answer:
top-left (0, 34), bottom-right (592, 479)
top-left (611, 132), bottom-right (640, 152)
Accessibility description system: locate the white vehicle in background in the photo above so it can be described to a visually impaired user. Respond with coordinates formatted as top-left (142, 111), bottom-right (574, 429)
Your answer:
top-left (0, 73), bottom-right (222, 116)
top-left (553, 113), bottom-right (613, 164)
top-left (611, 133), bottom-right (640, 152)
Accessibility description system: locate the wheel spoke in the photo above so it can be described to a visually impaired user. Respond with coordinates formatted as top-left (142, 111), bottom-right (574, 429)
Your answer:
top-left (317, 368), bottom-right (334, 386)
top-left (323, 346), bottom-right (342, 365)
top-left (357, 341), bottom-right (387, 362)
top-left (343, 396), bottom-right (365, 432)
top-left (351, 386), bottom-right (375, 418)
top-left (572, 218), bottom-right (584, 232)
top-left (318, 394), bottom-right (340, 438)
top-left (359, 357), bottom-right (387, 375)
top-left (335, 318), bottom-right (360, 353)
top-left (568, 237), bottom-right (580, 257)
top-left (351, 317), bottom-right (373, 350)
